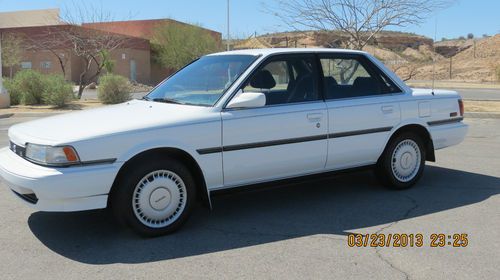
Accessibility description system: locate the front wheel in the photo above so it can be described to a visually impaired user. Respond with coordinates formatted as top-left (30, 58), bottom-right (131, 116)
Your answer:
top-left (375, 133), bottom-right (426, 189)
top-left (111, 158), bottom-right (196, 237)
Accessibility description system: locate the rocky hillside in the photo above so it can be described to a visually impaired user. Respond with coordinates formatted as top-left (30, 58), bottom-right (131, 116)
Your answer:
top-left (233, 31), bottom-right (500, 82)
top-left (413, 35), bottom-right (500, 81)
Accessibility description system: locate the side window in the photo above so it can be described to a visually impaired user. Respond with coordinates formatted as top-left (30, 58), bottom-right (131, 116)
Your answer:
top-left (320, 56), bottom-right (401, 100)
top-left (243, 56), bottom-right (318, 106)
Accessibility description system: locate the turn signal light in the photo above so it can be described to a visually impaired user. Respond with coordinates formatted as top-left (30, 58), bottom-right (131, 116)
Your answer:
top-left (63, 146), bottom-right (79, 162)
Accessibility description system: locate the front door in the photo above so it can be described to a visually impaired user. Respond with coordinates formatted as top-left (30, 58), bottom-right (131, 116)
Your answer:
top-left (221, 54), bottom-right (328, 187)
top-left (130, 59), bottom-right (137, 82)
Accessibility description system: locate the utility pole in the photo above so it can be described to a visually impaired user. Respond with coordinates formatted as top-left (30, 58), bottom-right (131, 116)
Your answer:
top-left (473, 40), bottom-right (476, 59)
top-left (226, 0), bottom-right (230, 51)
top-left (0, 32), bottom-right (3, 93)
top-left (449, 56), bottom-right (452, 79)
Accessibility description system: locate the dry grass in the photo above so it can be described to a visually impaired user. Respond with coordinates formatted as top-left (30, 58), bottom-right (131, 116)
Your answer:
top-left (464, 100), bottom-right (500, 112)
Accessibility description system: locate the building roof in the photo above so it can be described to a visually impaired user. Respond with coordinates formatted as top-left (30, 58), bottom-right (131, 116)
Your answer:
top-left (0, 8), bottom-right (60, 28)
top-left (82, 19), bottom-right (221, 40)
top-left (0, 24), bottom-right (150, 51)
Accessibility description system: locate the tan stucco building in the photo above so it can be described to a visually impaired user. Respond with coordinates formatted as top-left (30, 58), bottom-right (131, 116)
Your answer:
top-left (0, 9), bottom-right (221, 85)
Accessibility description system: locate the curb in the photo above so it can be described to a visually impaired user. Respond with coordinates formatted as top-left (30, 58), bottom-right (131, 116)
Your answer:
top-left (0, 112), bottom-right (63, 119)
top-left (0, 113), bottom-right (14, 119)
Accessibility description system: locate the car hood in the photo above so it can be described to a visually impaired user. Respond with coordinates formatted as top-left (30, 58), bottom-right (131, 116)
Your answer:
top-left (8, 99), bottom-right (217, 146)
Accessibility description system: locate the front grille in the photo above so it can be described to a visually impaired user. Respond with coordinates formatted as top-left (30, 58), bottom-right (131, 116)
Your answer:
top-left (9, 141), bottom-right (26, 158)
top-left (12, 190), bottom-right (38, 204)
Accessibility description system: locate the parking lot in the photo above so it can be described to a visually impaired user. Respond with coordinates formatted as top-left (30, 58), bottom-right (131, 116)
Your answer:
top-left (0, 115), bottom-right (499, 280)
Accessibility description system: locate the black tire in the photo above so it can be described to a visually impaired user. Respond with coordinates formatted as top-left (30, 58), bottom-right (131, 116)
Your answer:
top-left (375, 132), bottom-right (426, 190)
top-left (110, 157), bottom-right (197, 237)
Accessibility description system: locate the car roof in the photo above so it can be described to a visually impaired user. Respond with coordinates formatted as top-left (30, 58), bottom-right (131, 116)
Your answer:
top-left (207, 48), bottom-right (367, 57)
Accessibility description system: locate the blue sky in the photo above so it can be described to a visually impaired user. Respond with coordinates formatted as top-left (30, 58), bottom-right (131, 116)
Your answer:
top-left (0, 0), bottom-right (499, 40)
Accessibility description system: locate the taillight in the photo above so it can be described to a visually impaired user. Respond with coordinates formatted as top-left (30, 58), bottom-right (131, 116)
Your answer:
top-left (458, 99), bottom-right (464, 117)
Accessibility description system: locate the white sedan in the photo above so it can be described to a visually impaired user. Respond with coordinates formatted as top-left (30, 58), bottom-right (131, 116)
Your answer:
top-left (0, 48), bottom-right (467, 236)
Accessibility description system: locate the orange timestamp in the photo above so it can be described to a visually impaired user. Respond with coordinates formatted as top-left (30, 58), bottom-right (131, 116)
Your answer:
top-left (347, 233), bottom-right (469, 248)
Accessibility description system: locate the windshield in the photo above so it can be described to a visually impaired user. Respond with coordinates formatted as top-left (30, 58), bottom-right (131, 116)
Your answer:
top-left (145, 55), bottom-right (257, 106)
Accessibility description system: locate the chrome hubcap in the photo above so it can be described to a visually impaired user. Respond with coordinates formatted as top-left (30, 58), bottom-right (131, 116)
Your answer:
top-left (132, 170), bottom-right (187, 228)
top-left (391, 139), bottom-right (421, 182)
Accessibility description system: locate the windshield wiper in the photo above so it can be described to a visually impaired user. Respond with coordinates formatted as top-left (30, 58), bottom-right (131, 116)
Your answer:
top-left (150, 98), bottom-right (184, 104)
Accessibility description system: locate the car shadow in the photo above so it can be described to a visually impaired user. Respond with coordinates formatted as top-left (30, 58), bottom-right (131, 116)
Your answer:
top-left (28, 166), bottom-right (500, 264)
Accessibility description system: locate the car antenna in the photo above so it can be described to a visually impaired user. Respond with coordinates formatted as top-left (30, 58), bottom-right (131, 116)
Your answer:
top-left (431, 17), bottom-right (437, 96)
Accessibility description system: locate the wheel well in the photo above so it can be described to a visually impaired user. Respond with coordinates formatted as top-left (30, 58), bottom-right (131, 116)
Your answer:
top-left (108, 148), bottom-right (210, 208)
top-left (385, 124), bottom-right (435, 162)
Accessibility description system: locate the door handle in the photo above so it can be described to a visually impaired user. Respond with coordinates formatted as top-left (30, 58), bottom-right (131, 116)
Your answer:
top-left (307, 113), bottom-right (323, 121)
top-left (381, 105), bottom-right (394, 114)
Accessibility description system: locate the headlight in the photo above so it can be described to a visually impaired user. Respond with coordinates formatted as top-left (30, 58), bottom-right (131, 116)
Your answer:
top-left (25, 144), bottom-right (80, 166)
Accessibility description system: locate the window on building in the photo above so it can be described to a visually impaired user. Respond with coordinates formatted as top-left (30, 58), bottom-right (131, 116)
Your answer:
top-left (40, 61), bottom-right (52, 69)
top-left (20, 62), bottom-right (32, 69)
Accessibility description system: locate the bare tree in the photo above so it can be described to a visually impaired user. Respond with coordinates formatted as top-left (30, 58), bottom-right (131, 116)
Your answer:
top-left (60, 26), bottom-right (132, 98)
top-left (265, 0), bottom-right (452, 50)
top-left (60, 2), bottom-right (135, 98)
top-left (392, 64), bottom-right (418, 81)
top-left (21, 26), bottom-right (71, 78)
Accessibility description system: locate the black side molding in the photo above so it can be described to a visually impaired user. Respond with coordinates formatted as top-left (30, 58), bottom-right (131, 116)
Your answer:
top-left (328, 126), bottom-right (392, 138)
top-left (223, 134), bottom-right (328, 152)
top-left (427, 117), bottom-right (464, 126)
top-left (197, 147), bottom-right (224, 155)
top-left (197, 126), bottom-right (393, 155)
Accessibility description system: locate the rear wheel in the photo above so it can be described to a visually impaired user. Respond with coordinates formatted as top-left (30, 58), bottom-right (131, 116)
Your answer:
top-left (111, 158), bottom-right (196, 237)
top-left (376, 132), bottom-right (426, 189)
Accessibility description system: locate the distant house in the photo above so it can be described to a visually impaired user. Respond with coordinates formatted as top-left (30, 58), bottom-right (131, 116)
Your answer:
top-left (0, 9), bottom-right (222, 85)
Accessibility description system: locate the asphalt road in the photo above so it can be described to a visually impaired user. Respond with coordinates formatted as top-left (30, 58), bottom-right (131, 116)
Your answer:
top-left (454, 88), bottom-right (500, 101)
top-left (0, 116), bottom-right (499, 280)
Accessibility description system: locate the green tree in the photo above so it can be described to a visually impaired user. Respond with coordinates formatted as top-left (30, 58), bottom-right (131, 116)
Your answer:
top-left (100, 50), bottom-right (115, 74)
top-left (152, 23), bottom-right (221, 70)
top-left (1, 33), bottom-right (24, 78)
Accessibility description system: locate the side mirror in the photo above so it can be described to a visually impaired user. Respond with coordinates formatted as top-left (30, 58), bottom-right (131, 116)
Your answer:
top-left (226, 91), bottom-right (266, 109)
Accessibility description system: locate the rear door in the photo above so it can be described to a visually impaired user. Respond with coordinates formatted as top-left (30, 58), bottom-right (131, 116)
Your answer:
top-left (221, 54), bottom-right (328, 187)
top-left (320, 54), bottom-right (403, 170)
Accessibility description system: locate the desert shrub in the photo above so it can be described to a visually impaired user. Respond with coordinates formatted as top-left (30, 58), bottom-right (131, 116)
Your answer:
top-left (98, 74), bottom-right (132, 104)
top-left (4, 70), bottom-right (46, 105)
top-left (3, 78), bottom-right (21, 105)
top-left (42, 75), bottom-right (74, 107)
top-left (496, 65), bottom-right (500, 82)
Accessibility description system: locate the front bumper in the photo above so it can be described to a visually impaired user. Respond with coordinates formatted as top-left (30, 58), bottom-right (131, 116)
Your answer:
top-left (0, 147), bottom-right (120, 212)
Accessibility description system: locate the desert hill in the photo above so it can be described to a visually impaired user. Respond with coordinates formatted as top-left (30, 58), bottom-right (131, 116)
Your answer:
top-left (232, 31), bottom-right (500, 82)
